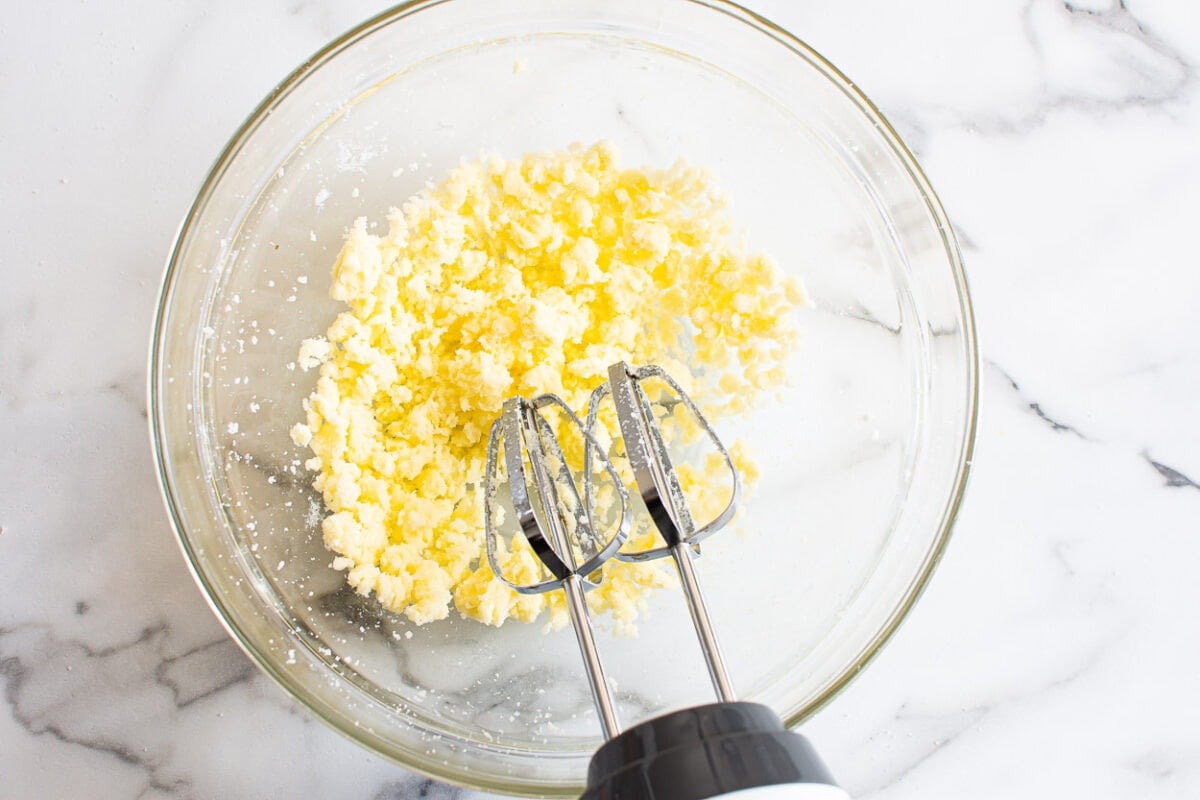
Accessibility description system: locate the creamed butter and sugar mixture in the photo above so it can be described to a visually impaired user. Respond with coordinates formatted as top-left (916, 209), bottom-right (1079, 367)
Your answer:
top-left (291, 142), bottom-right (804, 628)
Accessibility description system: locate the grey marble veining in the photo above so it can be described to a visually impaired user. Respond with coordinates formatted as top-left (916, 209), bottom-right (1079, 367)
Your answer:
top-left (2, 1), bottom-right (1199, 798)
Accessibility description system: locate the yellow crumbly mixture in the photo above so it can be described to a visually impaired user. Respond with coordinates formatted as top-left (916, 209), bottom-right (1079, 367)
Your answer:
top-left (291, 142), bottom-right (803, 627)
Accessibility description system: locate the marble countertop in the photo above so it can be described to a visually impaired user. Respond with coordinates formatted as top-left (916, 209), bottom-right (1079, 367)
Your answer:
top-left (3, 1), bottom-right (1198, 797)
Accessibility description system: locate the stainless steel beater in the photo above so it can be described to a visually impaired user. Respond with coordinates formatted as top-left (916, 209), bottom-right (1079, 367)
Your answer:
top-left (483, 391), bottom-right (631, 738)
top-left (590, 361), bottom-right (742, 703)
top-left (484, 362), bottom-right (848, 800)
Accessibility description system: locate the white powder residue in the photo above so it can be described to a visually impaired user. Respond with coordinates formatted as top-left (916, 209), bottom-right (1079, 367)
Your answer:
top-left (305, 498), bottom-right (322, 528)
top-left (336, 141), bottom-right (377, 174)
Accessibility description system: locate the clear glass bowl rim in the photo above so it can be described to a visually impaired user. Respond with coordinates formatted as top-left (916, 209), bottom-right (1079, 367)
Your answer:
top-left (148, 0), bottom-right (979, 793)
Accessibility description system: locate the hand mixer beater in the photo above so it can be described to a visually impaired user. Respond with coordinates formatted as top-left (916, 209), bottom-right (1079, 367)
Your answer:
top-left (485, 362), bottom-right (849, 800)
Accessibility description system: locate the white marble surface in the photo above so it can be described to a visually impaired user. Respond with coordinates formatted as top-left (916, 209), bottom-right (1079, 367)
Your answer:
top-left (3, 1), bottom-right (1199, 797)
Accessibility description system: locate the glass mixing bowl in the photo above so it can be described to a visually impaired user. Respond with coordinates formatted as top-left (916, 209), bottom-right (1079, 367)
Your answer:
top-left (149, 0), bottom-right (977, 795)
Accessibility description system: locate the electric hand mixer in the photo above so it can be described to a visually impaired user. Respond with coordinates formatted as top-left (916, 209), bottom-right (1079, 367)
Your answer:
top-left (485, 362), bottom-right (849, 800)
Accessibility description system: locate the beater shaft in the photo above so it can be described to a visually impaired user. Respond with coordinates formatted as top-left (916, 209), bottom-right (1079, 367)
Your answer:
top-left (563, 573), bottom-right (621, 739)
top-left (672, 544), bottom-right (736, 703)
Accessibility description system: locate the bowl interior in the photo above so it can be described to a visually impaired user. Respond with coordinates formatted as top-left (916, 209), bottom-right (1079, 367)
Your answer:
top-left (152, 0), bottom-right (975, 794)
